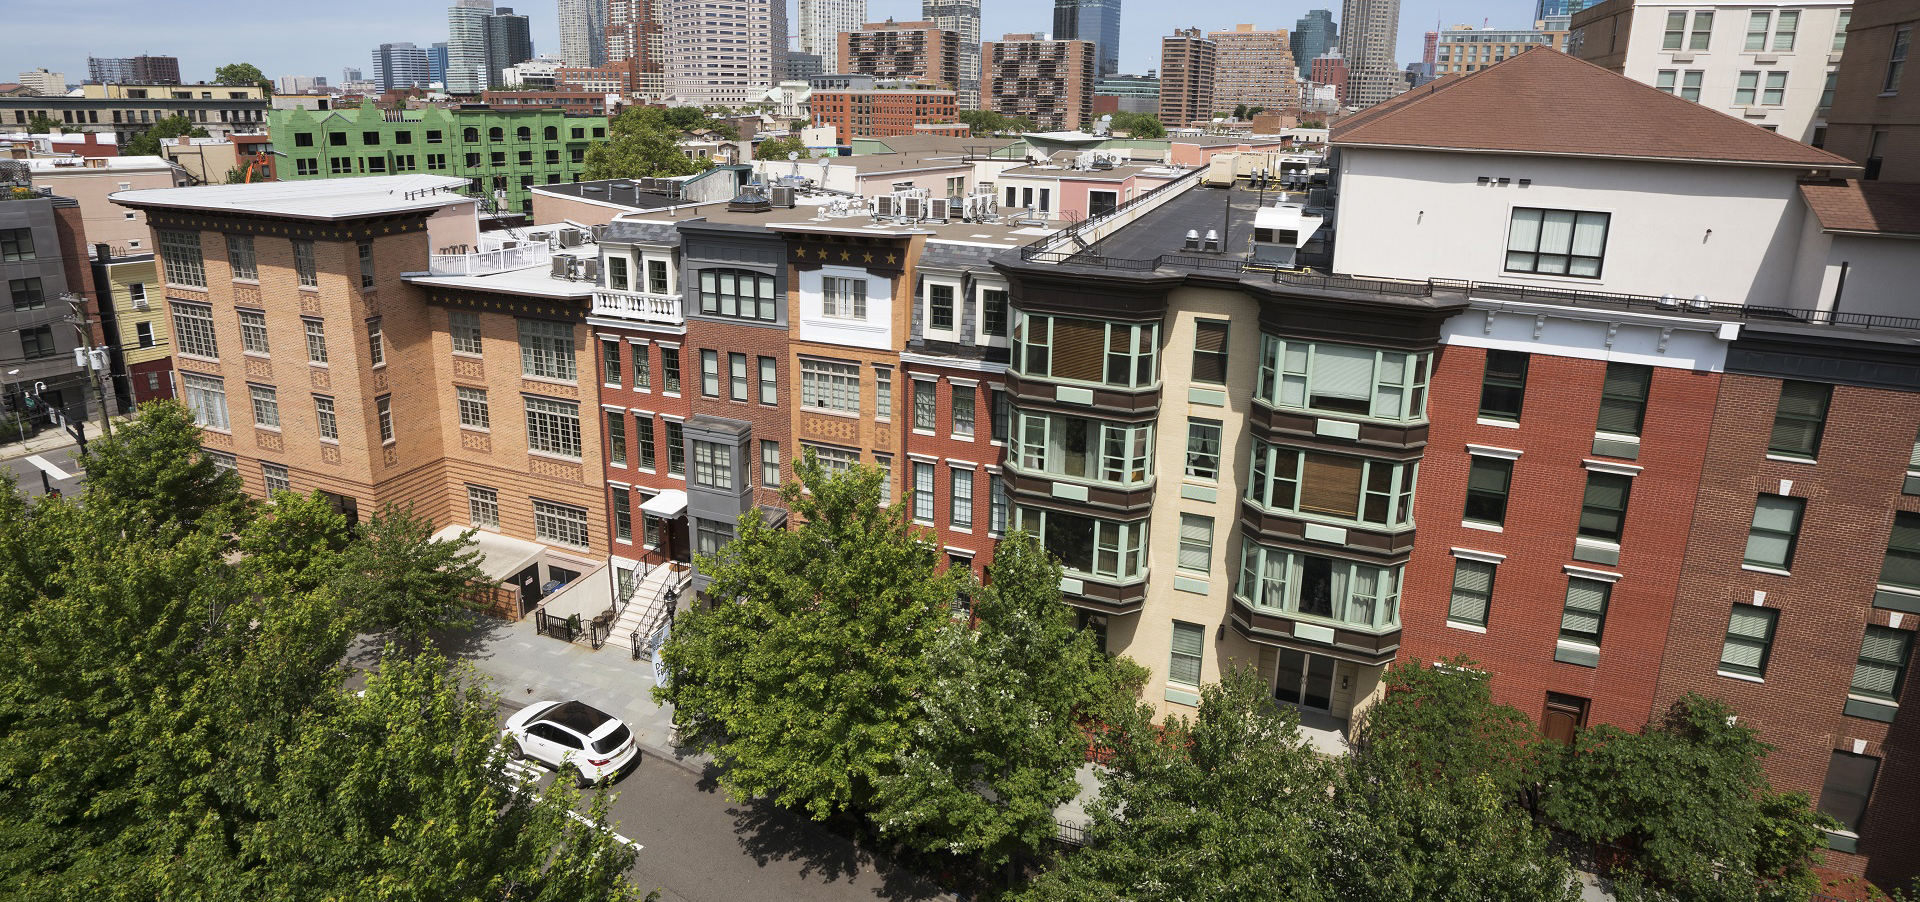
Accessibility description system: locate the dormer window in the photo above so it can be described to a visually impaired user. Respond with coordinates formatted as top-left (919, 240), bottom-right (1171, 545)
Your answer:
top-left (607, 255), bottom-right (629, 290)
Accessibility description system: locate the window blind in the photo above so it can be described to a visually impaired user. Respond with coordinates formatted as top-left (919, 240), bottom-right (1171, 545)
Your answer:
top-left (1562, 579), bottom-right (1609, 641)
top-left (1300, 454), bottom-right (1364, 518)
top-left (1853, 627), bottom-right (1910, 698)
top-left (1052, 318), bottom-right (1105, 382)
top-left (1597, 363), bottom-right (1651, 435)
top-left (1169, 622), bottom-right (1204, 685)
top-left (1449, 560), bottom-right (1493, 622)
top-left (1312, 345), bottom-right (1375, 401)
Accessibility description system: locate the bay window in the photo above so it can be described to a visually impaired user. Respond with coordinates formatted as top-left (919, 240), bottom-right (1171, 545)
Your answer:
top-left (1012, 410), bottom-right (1152, 486)
top-left (1013, 506), bottom-right (1147, 580)
top-left (1245, 439), bottom-right (1417, 529)
top-left (1013, 312), bottom-right (1158, 389)
top-left (1235, 542), bottom-right (1402, 631)
top-left (1256, 335), bottom-right (1430, 422)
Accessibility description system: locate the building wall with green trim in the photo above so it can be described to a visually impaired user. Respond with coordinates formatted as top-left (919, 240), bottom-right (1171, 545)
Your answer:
top-left (268, 102), bottom-right (609, 215)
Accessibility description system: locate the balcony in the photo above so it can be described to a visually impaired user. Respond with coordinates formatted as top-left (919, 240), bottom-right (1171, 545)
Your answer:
top-left (591, 288), bottom-right (685, 326)
top-left (427, 238), bottom-right (551, 276)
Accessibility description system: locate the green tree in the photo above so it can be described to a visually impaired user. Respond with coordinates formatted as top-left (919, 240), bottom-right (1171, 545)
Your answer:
top-left (1330, 660), bottom-right (1580, 902)
top-left (1107, 112), bottom-right (1166, 138)
top-left (1013, 669), bottom-right (1336, 902)
top-left (582, 105), bottom-right (703, 180)
top-left (870, 531), bottom-right (1143, 869)
top-left (125, 114), bottom-right (211, 157)
top-left (26, 113), bottom-right (60, 135)
top-left (1233, 103), bottom-right (1249, 119)
top-left (957, 109), bottom-right (1034, 136)
top-left (213, 62), bottom-right (267, 89)
top-left (332, 502), bottom-right (487, 646)
top-left (1351, 658), bottom-right (1549, 800)
top-left (1542, 694), bottom-right (1833, 901)
top-left (80, 399), bottom-right (249, 534)
top-left (655, 453), bottom-right (959, 820)
top-left (755, 134), bottom-right (810, 160)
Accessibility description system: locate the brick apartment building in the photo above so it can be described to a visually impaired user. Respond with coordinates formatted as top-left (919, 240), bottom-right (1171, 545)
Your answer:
top-left (122, 42), bottom-right (1920, 886)
top-left (1209, 24), bottom-right (1302, 115)
top-left (809, 89), bottom-right (961, 144)
top-left (839, 20), bottom-right (964, 90)
top-left (980, 35), bottom-right (1098, 132)
top-left (1158, 28), bottom-right (1217, 129)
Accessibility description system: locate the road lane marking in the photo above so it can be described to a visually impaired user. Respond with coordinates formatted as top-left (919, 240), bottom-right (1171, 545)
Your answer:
top-left (25, 455), bottom-right (71, 480)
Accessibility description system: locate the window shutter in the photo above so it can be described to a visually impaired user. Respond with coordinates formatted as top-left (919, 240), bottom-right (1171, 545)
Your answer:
top-left (1312, 345), bottom-right (1375, 401)
top-left (1728, 607), bottom-right (1773, 640)
top-left (1299, 454), bottom-right (1364, 518)
top-left (1448, 560), bottom-right (1492, 622)
top-left (1052, 318), bottom-right (1105, 382)
top-left (1562, 579), bottom-right (1608, 636)
top-left (1852, 628), bottom-right (1907, 697)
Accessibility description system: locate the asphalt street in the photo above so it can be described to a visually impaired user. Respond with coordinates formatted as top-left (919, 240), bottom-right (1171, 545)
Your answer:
top-left (2, 441), bottom-right (85, 498)
top-left (493, 698), bottom-right (952, 902)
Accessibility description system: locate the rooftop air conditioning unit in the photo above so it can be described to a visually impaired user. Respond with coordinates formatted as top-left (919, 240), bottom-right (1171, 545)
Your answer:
top-left (770, 185), bottom-right (796, 207)
top-left (560, 229), bottom-right (583, 247)
top-left (875, 195), bottom-right (895, 216)
top-left (591, 224), bottom-right (610, 242)
top-left (929, 198), bottom-right (951, 220)
top-left (903, 197), bottom-right (924, 220)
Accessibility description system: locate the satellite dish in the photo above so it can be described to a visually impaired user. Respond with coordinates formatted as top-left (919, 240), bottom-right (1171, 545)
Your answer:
top-left (787, 151), bottom-right (799, 161)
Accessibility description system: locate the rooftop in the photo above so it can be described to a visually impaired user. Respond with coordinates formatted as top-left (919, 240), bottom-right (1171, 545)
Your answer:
top-left (622, 195), bottom-right (1053, 249)
top-left (111, 174), bottom-right (474, 220)
top-left (1799, 180), bottom-right (1920, 239)
top-left (27, 155), bottom-right (179, 172)
top-left (1332, 48), bottom-right (1858, 171)
top-left (999, 161), bottom-right (1188, 182)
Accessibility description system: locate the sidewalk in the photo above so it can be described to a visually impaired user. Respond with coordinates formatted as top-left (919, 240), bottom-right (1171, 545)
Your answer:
top-left (0, 413), bottom-right (135, 463)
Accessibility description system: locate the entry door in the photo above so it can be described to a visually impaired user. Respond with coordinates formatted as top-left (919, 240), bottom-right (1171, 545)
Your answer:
top-left (1088, 190), bottom-right (1118, 217)
top-left (1542, 692), bottom-right (1589, 746)
top-left (669, 517), bottom-right (691, 563)
top-left (1275, 649), bottom-right (1337, 712)
top-left (515, 564), bottom-right (542, 616)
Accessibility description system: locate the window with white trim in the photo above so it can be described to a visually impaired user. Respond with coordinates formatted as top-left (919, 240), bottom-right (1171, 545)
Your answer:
top-left (1235, 542), bottom-right (1402, 630)
top-left (249, 384), bottom-right (280, 428)
top-left (762, 440), bottom-right (781, 486)
top-left (874, 366), bottom-right (892, 420)
top-left (1014, 506), bottom-right (1148, 580)
top-left (912, 462), bottom-right (935, 523)
top-left (1247, 439), bottom-right (1418, 529)
top-left (303, 318), bottom-right (328, 363)
top-left (1448, 558), bottom-right (1495, 627)
top-left (262, 462), bottom-right (291, 495)
top-left (314, 395), bottom-right (338, 440)
top-left (801, 359), bottom-right (861, 413)
top-left (365, 317), bottom-right (385, 367)
top-left (914, 379), bottom-right (937, 431)
top-left (1256, 336), bottom-right (1430, 422)
top-left (376, 395), bottom-right (393, 443)
top-left (158, 229), bottom-right (205, 287)
top-left (456, 386), bottom-right (489, 429)
top-left (225, 234), bottom-right (257, 281)
top-left (532, 498), bottom-right (591, 548)
top-left (518, 319), bottom-right (576, 381)
top-left (468, 485), bottom-right (499, 528)
top-left (802, 442), bottom-right (856, 476)
top-left (1013, 313), bottom-right (1158, 389)
top-left (293, 239), bottom-right (317, 288)
top-left (450, 311), bottom-right (482, 354)
top-left (606, 410), bottom-right (626, 464)
top-left (693, 440), bottom-right (734, 490)
top-left (1178, 515), bottom-right (1213, 573)
top-left (988, 474), bottom-right (1007, 535)
top-left (172, 302), bottom-right (219, 359)
top-left (1169, 621), bottom-right (1204, 686)
top-left (758, 357), bottom-right (777, 404)
top-left (950, 467), bottom-right (973, 528)
top-left (951, 384), bottom-right (974, 438)
top-left (524, 396), bottom-right (581, 458)
top-left (824, 276), bottom-right (868, 319)
top-left (1013, 411), bottom-right (1153, 486)
top-left (238, 309), bottom-right (270, 355)
top-left (181, 372), bottom-right (229, 429)
top-left (1656, 69), bottom-right (1706, 101)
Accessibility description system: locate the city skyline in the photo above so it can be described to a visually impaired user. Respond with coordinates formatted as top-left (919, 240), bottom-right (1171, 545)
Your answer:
top-left (5, 0), bottom-right (1545, 95)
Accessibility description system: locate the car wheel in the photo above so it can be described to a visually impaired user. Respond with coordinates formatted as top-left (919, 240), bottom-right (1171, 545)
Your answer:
top-left (576, 771), bottom-right (595, 789)
top-left (510, 741), bottom-right (528, 761)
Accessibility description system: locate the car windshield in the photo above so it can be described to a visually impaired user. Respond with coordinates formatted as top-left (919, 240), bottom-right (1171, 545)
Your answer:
top-left (542, 701), bottom-right (614, 737)
top-left (592, 724), bottom-right (631, 755)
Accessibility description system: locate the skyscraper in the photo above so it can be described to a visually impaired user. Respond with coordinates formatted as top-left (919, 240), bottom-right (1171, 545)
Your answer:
top-left (605, 0), bottom-right (664, 98)
top-left (558, 0), bottom-right (609, 67)
top-left (799, 0), bottom-right (867, 73)
top-left (1158, 27), bottom-right (1215, 128)
top-left (1291, 10), bottom-right (1338, 75)
top-left (486, 7), bottom-right (536, 87)
top-left (86, 55), bottom-right (180, 85)
top-left (429, 43), bottom-right (450, 86)
top-left (839, 19), bottom-right (962, 90)
top-left (921, 0), bottom-right (980, 108)
top-left (372, 42), bottom-right (433, 91)
top-left (981, 34), bottom-right (1097, 131)
top-left (1340, 0), bottom-right (1402, 108)
top-left (1534, 0), bottom-right (1591, 17)
top-left (661, 0), bottom-right (786, 106)
top-left (1053, 0), bottom-right (1123, 78)
top-left (447, 0), bottom-right (494, 93)
top-left (1209, 25), bottom-right (1300, 114)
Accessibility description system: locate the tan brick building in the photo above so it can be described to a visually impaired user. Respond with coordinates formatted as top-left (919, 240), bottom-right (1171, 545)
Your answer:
top-left (839, 20), bottom-right (963, 90)
top-left (1159, 28), bottom-right (1218, 128)
top-left (1208, 24), bottom-right (1301, 115)
top-left (113, 175), bottom-right (609, 615)
top-left (980, 34), bottom-right (1098, 132)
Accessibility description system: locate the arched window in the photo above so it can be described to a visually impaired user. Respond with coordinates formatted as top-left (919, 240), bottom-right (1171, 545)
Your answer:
top-left (516, 126), bottom-right (531, 140)
top-left (462, 127), bottom-right (480, 143)
top-left (488, 127), bottom-right (504, 142)
top-left (543, 125), bottom-right (558, 141)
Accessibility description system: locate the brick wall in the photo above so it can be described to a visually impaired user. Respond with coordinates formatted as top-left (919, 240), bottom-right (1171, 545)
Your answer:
top-left (1653, 373), bottom-right (1920, 882)
top-left (596, 325), bottom-right (695, 568)
top-left (1401, 344), bottom-right (1717, 730)
top-left (900, 359), bottom-right (1007, 577)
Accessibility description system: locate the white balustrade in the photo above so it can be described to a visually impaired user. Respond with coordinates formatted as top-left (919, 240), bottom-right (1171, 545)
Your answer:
top-left (591, 289), bottom-right (684, 325)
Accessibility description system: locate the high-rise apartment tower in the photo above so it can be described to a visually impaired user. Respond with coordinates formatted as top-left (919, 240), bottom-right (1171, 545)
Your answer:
top-left (799, 0), bottom-right (868, 73)
top-left (1053, 0), bottom-right (1124, 78)
top-left (1292, 10), bottom-right (1339, 75)
top-left (1159, 27), bottom-right (1216, 128)
top-left (1340, 0), bottom-right (1403, 107)
top-left (922, 0), bottom-right (981, 107)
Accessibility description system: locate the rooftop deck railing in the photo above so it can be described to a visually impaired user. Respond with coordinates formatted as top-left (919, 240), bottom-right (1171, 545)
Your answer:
top-left (426, 239), bottom-right (551, 276)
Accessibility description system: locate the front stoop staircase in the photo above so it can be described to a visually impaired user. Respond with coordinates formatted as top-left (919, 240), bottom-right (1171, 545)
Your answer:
top-left (610, 561), bottom-right (690, 660)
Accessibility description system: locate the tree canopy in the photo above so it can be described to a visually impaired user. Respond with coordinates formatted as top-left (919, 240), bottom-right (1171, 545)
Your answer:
top-left (213, 62), bottom-right (267, 88)
top-left (0, 402), bottom-right (645, 901)
top-left (957, 109), bottom-right (1035, 136)
top-left (754, 134), bottom-right (811, 161)
top-left (582, 105), bottom-right (710, 180)
top-left (26, 113), bottom-right (60, 135)
top-left (125, 115), bottom-right (210, 157)
top-left (1106, 112), bottom-right (1166, 138)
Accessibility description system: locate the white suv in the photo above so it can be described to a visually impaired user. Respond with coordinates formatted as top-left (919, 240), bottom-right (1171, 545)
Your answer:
top-left (501, 700), bottom-right (639, 787)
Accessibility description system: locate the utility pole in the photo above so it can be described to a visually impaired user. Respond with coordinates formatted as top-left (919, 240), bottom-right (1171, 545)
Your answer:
top-left (62, 293), bottom-right (114, 440)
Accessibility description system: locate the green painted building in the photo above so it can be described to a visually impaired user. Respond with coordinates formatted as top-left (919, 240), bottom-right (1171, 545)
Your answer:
top-left (269, 101), bottom-right (610, 215)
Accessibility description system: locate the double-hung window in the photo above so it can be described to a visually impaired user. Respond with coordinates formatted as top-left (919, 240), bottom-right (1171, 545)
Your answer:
top-left (1177, 515), bottom-right (1213, 573)
top-left (524, 397), bottom-right (581, 458)
top-left (1256, 336), bottom-right (1430, 422)
top-left (1852, 626), bottom-right (1912, 706)
top-left (1560, 577), bottom-right (1611, 648)
top-left (1819, 752), bottom-right (1880, 841)
top-left (665, 421), bottom-right (685, 475)
top-left (172, 302), bottom-right (220, 359)
top-left (1464, 456), bottom-right (1513, 527)
top-left (1186, 418), bottom-right (1222, 480)
top-left (262, 463), bottom-right (291, 495)
top-left (700, 350), bottom-right (719, 397)
top-left (377, 395), bottom-right (393, 443)
top-left (293, 239), bottom-right (318, 288)
top-left (637, 416), bottom-right (656, 470)
top-left (693, 440), bottom-right (733, 490)
top-left (1192, 320), bottom-right (1229, 384)
top-left (1889, 26), bottom-right (1911, 94)
top-left (1448, 558), bottom-right (1496, 627)
top-left (1769, 381), bottom-right (1830, 459)
top-left (662, 346), bottom-right (681, 393)
top-left (758, 357), bottom-right (776, 404)
top-left (801, 359), bottom-right (861, 413)
top-left (158, 229), bottom-right (205, 287)
top-left (1720, 606), bottom-right (1779, 679)
top-left (304, 319), bottom-right (329, 363)
top-left (606, 410), bottom-right (627, 464)
top-left (1882, 512), bottom-right (1920, 591)
top-left (950, 468), bottom-right (973, 528)
top-left (1737, 71), bottom-right (1790, 105)
top-left (1578, 471), bottom-right (1632, 544)
top-left (1506, 207), bottom-right (1609, 278)
top-left (729, 353), bottom-right (748, 401)
top-left (1656, 69), bottom-right (1705, 101)
top-left (226, 234), bottom-right (257, 280)
top-left (1234, 543), bottom-right (1401, 630)
top-left (1479, 351), bottom-right (1528, 421)
top-left (519, 319), bottom-right (576, 381)
top-left (1743, 495), bottom-right (1805, 570)
top-left (825, 277), bottom-right (867, 320)
top-left (365, 317), bottom-right (384, 367)
top-left (1169, 621), bottom-right (1204, 686)
top-left (612, 487), bottom-right (632, 542)
top-left (468, 485), bottom-right (499, 529)
top-left (238, 309), bottom-right (270, 355)
top-left (451, 312), bottom-right (482, 354)
top-left (602, 341), bottom-right (622, 387)
top-left (761, 440), bottom-right (781, 486)
top-left (914, 379), bottom-right (937, 431)
top-left (181, 373), bottom-right (229, 429)
top-left (1597, 363), bottom-right (1652, 437)
top-left (912, 462), bottom-right (936, 523)
top-left (951, 385), bottom-right (975, 437)
top-left (314, 396), bottom-right (338, 440)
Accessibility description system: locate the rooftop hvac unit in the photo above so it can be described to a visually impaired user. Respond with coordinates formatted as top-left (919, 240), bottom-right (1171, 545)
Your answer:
top-left (550, 256), bottom-right (572, 278)
top-left (560, 229), bottom-right (583, 247)
top-left (590, 224), bottom-right (610, 242)
top-left (770, 185), bottom-right (796, 208)
top-left (903, 197), bottom-right (924, 220)
top-left (875, 195), bottom-right (895, 216)
top-left (927, 198), bottom-right (950, 221)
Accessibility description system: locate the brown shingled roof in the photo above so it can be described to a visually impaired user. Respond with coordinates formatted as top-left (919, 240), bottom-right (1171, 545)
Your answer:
top-left (1332, 48), bottom-right (1859, 170)
top-left (1800, 180), bottom-right (1920, 237)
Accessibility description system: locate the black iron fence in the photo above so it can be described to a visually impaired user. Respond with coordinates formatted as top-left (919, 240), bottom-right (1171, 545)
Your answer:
top-left (533, 608), bottom-right (577, 643)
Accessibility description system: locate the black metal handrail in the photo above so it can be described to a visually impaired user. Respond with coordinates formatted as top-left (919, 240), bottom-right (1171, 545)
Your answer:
top-left (1018, 166), bottom-right (1207, 260)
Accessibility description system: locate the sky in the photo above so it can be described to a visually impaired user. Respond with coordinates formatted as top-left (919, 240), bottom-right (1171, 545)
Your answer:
top-left (5, 0), bottom-right (1545, 89)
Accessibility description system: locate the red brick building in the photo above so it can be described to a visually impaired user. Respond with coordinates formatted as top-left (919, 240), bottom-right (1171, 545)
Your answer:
top-left (839, 20), bottom-right (963, 91)
top-left (810, 89), bottom-right (960, 145)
